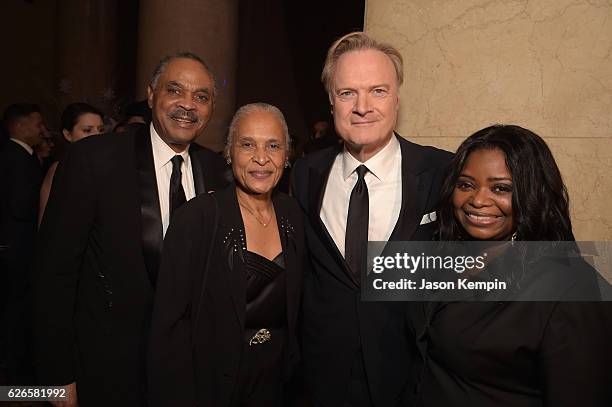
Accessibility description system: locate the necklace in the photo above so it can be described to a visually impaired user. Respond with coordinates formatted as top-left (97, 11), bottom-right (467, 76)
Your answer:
top-left (238, 201), bottom-right (274, 227)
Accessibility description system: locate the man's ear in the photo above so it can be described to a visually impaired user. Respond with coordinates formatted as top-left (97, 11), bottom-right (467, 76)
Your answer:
top-left (395, 85), bottom-right (400, 112)
top-left (13, 118), bottom-right (25, 134)
top-left (147, 85), bottom-right (154, 109)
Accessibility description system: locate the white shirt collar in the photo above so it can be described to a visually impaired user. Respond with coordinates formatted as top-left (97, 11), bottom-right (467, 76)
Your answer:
top-left (341, 134), bottom-right (400, 182)
top-left (150, 123), bottom-right (190, 169)
top-left (9, 138), bottom-right (34, 155)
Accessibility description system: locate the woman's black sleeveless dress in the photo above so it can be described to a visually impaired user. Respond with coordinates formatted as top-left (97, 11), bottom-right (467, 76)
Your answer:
top-left (230, 250), bottom-right (287, 407)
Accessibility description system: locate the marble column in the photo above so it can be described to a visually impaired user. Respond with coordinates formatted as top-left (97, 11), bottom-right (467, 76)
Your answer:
top-left (56, 0), bottom-right (119, 114)
top-left (136, 0), bottom-right (239, 151)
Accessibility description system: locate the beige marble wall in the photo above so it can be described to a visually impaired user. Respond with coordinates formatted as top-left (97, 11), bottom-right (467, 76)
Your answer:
top-left (365, 0), bottom-right (612, 239)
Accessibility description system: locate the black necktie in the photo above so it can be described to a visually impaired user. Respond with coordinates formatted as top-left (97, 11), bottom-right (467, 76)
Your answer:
top-left (345, 165), bottom-right (369, 284)
top-left (170, 155), bottom-right (187, 218)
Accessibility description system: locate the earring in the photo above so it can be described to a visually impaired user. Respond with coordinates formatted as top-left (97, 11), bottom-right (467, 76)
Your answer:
top-left (284, 160), bottom-right (291, 169)
top-left (330, 104), bottom-right (334, 114)
top-left (226, 157), bottom-right (231, 165)
top-left (511, 231), bottom-right (518, 246)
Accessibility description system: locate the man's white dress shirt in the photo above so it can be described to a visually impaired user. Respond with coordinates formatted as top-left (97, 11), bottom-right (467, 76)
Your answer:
top-left (150, 123), bottom-right (195, 236)
top-left (10, 138), bottom-right (34, 155)
top-left (321, 136), bottom-right (402, 257)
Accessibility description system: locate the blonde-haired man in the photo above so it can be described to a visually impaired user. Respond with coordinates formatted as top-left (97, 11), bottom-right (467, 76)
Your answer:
top-left (292, 32), bottom-right (452, 406)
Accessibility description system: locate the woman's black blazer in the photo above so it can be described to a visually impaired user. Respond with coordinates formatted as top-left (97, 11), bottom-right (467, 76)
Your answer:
top-left (148, 185), bottom-right (305, 407)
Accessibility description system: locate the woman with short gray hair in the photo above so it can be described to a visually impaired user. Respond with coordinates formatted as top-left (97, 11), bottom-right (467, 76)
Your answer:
top-left (149, 103), bottom-right (305, 407)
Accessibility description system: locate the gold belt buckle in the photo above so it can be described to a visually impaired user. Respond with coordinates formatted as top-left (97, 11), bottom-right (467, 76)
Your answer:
top-left (249, 328), bottom-right (271, 346)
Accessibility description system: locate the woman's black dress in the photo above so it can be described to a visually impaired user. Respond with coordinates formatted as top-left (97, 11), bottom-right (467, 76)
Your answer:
top-left (231, 250), bottom-right (287, 407)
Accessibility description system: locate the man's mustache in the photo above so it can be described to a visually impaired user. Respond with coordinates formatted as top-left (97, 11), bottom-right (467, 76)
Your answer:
top-left (169, 109), bottom-right (198, 122)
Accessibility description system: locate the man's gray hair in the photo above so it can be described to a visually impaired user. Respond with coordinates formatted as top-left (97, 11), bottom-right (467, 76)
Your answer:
top-left (149, 51), bottom-right (217, 97)
top-left (321, 32), bottom-right (404, 98)
top-left (225, 103), bottom-right (291, 156)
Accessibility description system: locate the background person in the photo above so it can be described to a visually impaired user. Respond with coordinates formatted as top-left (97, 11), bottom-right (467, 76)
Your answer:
top-left (0, 103), bottom-right (46, 385)
top-left (35, 127), bottom-right (56, 173)
top-left (38, 102), bottom-right (105, 223)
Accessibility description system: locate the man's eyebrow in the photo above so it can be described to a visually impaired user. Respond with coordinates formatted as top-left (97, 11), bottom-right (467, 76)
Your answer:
top-left (334, 86), bottom-right (356, 92)
top-left (166, 81), bottom-right (210, 94)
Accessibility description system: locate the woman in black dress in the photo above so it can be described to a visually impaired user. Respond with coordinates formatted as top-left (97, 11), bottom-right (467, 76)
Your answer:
top-left (413, 125), bottom-right (612, 406)
top-left (149, 103), bottom-right (305, 406)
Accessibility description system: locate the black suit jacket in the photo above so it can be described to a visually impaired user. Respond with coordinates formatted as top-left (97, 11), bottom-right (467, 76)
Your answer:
top-left (148, 185), bottom-right (305, 406)
top-left (31, 126), bottom-right (227, 406)
top-left (291, 134), bottom-right (452, 407)
top-left (0, 139), bottom-right (42, 264)
top-left (0, 139), bottom-right (42, 382)
top-left (0, 139), bottom-right (42, 314)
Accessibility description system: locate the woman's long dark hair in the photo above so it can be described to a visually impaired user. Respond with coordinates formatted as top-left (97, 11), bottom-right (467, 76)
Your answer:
top-left (438, 125), bottom-right (574, 241)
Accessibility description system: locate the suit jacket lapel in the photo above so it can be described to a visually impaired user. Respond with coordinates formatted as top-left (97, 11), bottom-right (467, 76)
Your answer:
top-left (388, 135), bottom-right (435, 242)
top-left (309, 147), bottom-right (359, 288)
top-left (216, 187), bottom-right (246, 329)
top-left (274, 194), bottom-right (301, 334)
top-left (134, 127), bottom-right (163, 286)
top-left (227, 254), bottom-right (246, 330)
top-left (189, 147), bottom-right (216, 196)
top-left (189, 147), bottom-right (206, 195)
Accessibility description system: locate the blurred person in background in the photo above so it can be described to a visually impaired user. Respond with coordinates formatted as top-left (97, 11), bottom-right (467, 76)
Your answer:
top-left (302, 119), bottom-right (339, 155)
top-left (35, 127), bottom-right (56, 173)
top-left (114, 99), bottom-right (150, 134)
top-left (0, 103), bottom-right (46, 384)
top-left (38, 102), bottom-right (105, 223)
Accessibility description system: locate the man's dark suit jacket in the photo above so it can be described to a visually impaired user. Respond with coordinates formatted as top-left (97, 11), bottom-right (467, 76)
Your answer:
top-left (291, 134), bottom-right (452, 407)
top-left (31, 125), bottom-right (227, 406)
top-left (149, 185), bottom-right (305, 406)
top-left (0, 139), bottom-right (42, 265)
top-left (0, 139), bottom-right (42, 382)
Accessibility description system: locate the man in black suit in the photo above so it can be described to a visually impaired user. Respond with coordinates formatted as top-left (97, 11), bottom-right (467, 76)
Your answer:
top-left (291, 33), bottom-right (452, 406)
top-left (0, 103), bottom-right (46, 384)
top-left (32, 52), bottom-right (227, 407)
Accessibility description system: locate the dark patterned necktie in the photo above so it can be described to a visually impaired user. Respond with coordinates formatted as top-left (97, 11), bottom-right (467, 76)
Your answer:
top-left (169, 155), bottom-right (187, 218)
top-left (345, 165), bottom-right (369, 284)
